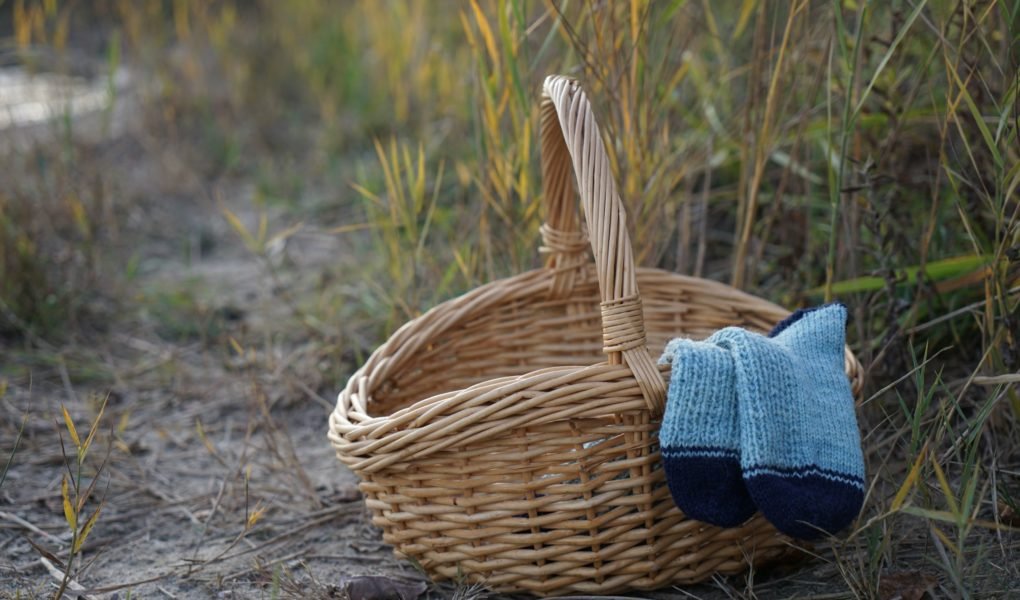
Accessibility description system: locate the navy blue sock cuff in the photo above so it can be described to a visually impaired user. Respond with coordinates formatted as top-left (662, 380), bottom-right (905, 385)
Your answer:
top-left (769, 301), bottom-right (848, 338)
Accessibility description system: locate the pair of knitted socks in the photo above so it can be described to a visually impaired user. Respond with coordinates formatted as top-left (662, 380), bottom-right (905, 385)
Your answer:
top-left (657, 303), bottom-right (865, 540)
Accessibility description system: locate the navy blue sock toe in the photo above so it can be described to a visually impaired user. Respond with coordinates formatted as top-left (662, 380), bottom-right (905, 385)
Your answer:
top-left (664, 453), bottom-right (755, 527)
top-left (745, 469), bottom-right (864, 539)
top-left (710, 304), bottom-right (866, 541)
top-left (658, 338), bottom-right (754, 528)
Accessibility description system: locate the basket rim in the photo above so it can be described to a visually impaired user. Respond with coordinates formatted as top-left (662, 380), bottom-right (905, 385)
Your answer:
top-left (328, 265), bottom-right (863, 469)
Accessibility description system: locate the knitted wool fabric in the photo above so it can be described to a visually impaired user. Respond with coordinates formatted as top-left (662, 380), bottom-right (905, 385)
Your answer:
top-left (710, 303), bottom-right (865, 539)
top-left (658, 338), bottom-right (756, 527)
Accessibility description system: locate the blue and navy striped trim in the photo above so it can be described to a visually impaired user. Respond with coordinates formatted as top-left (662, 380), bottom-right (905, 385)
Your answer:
top-left (661, 445), bottom-right (740, 460)
top-left (743, 463), bottom-right (865, 489)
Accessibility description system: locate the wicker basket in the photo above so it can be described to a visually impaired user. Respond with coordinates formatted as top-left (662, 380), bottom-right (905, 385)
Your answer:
top-left (329, 75), bottom-right (864, 596)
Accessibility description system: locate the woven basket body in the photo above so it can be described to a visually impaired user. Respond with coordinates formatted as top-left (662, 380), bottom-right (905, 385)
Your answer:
top-left (329, 76), bottom-right (863, 596)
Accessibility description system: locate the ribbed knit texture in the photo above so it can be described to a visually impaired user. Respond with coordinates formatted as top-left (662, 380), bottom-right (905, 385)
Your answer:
top-left (658, 339), bottom-right (756, 527)
top-left (711, 303), bottom-right (865, 539)
top-left (658, 303), bottom-right (864, 538)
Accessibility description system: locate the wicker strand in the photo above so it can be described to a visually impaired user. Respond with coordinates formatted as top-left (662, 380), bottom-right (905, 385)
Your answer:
top-left (600, 296), bottom-right (646, 353)
top-left (541, 95), bottom-right (585, 299)
top-left (541, 75), bottom-right (666, 415)
top-left (539, 224), bottom-right (590, 256)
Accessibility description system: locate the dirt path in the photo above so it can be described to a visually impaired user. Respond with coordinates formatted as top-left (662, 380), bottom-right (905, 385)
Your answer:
top-left (0, 191), bottom-right (425, 598)
top-left (0, 66), bottom-right (425, 598)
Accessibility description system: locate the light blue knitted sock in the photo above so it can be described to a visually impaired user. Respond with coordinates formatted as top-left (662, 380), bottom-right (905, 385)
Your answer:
top-left (708, 303), bottom-right (865, 540)
top-left (658, 338), bottom-right (756, 527)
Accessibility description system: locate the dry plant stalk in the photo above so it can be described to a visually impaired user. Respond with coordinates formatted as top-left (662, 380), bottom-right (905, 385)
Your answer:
top-left (54, 394), bottom-right (109, 599)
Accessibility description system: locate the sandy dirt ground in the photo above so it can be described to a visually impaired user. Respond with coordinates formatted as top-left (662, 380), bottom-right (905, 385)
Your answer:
top-left (0, 66), bottom-right (430, 598)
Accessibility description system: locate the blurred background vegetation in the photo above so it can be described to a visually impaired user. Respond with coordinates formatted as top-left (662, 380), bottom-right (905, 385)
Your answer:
top-left (1, 0), bottom-right (1018, 595)
top-left (3, 0), bottom-right (1017, 379)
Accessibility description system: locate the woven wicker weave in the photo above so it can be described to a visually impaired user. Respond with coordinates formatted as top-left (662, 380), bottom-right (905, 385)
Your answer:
top-left (328, 75), bottom-right (864, 596)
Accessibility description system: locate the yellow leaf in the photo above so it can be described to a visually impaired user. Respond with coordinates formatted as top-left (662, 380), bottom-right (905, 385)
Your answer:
top-left (68, 194), bottom-right (89, 238)
top-left (325, 222), bottom-right (374, 234)
top-left (469, 0), bottom-right (500, 74)
top-left (74, 505), bottom-right (102, 553)
top-left (116, 411), bottom-right (130, 435)
top-left (247, 502), bottom-right (266, 529)
top-left (82, 393), bottom-right (109, 456)
top-left (267, 221), bottom-right (304, 247)
top-left (13, 0), bottom-right (30, 49)
top-left (61, 476), bottom-right (77, 532)
top-left (228, 337), bottom-right (244, 356)
top-left (195, 419), bottom-right (216, 456)
top-left (61, 405), bottom-right (81, 449)
top-left (892, 444), bottom-right (926, 511)
top-left (53, 10), bottom-right (70, 51)
top-left (256, 213), bottom-right (268, 247)
top-left (929, 522), bottom-right (960, 555)
top-left (350, 182), bottom-right (381, 204)
top-left (931, 457), bottom-right (960, 516)
top-left (0, 378), bottom-right (7, 398)
top-left (458, 10), bottom-right (476, 53)
top-left (222, 207), bottom-right (258, 252)
top-left (731, 0), bottom-right (758, 40)
top-left (173, 0), bottom-right (190, 40)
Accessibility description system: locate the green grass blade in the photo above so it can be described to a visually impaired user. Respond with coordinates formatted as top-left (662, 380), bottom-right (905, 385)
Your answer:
top-left (851, 0), bottom-right (928, 122)
top-left (809, 254), bottom-right (991, 296)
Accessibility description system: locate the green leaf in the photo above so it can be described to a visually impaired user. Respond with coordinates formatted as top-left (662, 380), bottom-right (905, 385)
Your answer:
top-left (946, 62), bottom-right (1003, 169)
top-left (808, 254), bottom-right (991, 296)
top-left (660, 0), bottom-right (690, 24)
top-left (901, 506), bottom-right (960, 524)
top-left (852, 0), bottom-right (928, 122)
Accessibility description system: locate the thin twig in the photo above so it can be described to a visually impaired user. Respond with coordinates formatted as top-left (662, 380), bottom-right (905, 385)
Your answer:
top-left (40, 556), bottom-right (93, 599)
top-left (0, 511), bottom-right (65, 545)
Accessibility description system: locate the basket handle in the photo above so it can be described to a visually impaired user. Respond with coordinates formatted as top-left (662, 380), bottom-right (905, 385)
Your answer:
top-left (539, 75), bottom-right (666, 416)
